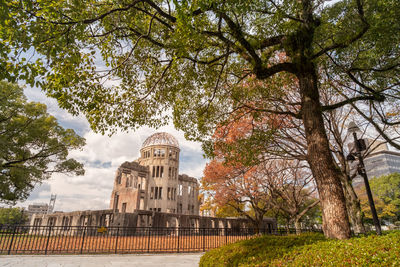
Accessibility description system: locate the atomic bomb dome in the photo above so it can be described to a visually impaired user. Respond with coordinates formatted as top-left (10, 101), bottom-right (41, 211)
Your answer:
top-left (29, 131), bottom-right (276, 232)
top-left (141, 132), bottom-right (179, 149)
top-left (108, 131), bottom-right (197, 215)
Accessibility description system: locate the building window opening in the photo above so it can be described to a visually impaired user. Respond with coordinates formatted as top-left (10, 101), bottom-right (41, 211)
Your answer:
top-left (150, 187), bottom-right (154, 199)
top-left (178, 184), bottom-right (183, 196)
top-left (113, 194), bottom-right (119, 211)
top-left (155, 187), bottom-right (159, 199)
top-left (33, 218), bottom-right (42, 227)
top-left (158, 208), bottom-right (161, 212)
top-left (122, 203), bottom-right (127, 213)
top-left (167, 187), bottom-right (171, 200)
top-left (62, 216), bottom-right (70, 230)
top-left (160, 166), bottom-right (164, 178)
top-left (154, 149), bottom-right (166, 157)
top-left (48, 217), bottom-right (57, 226)
top-left (152, 166), bottom-right (155, 177)
top-left (156, 166), bottom-right (160, 177)
top-left (169, 167), bottom-right (172, 178)
top-left (174, 188), bottom-right (177, 200)
top-left (159, 187), bottom-right (162, 199)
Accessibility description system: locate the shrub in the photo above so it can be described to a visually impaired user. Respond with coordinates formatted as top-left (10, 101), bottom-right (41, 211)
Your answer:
top-left (199, 233), bottom-right (325, 267)
top-left (200, 231), bottom-right (400, 267)
top-left (272, 231), bottom-right (400, 267)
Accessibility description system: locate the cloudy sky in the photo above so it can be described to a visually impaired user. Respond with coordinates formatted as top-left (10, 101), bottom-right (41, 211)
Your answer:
top-left (17, 86), bottom-right (208, 212)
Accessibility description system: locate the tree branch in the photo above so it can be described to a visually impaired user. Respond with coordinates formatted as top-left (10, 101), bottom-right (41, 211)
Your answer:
top-left (312, 0), bottom-right (369, 59)
top-left (321, 95), bottom-right (380, 112)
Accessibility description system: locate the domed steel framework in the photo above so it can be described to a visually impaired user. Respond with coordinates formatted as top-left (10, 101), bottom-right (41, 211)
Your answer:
top-left (142, 132), bottom-right (179, 149)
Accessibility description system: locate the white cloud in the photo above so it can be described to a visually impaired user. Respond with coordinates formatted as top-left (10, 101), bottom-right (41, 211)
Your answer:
top-left (18, 86), bottom-right (208, 212)
top-left (24, 85), bottom-right (90, 135)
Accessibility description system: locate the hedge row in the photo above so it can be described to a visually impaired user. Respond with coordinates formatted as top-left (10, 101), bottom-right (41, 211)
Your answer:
top-left (199, 231), bottom-right (400, 266)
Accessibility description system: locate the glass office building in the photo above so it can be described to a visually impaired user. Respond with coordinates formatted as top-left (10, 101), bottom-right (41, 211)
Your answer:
top-left (353, 150), bottom-right (400, 184)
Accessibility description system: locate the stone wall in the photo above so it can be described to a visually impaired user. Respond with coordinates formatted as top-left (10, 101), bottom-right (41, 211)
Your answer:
top-left (30, 209), bottom-right (276, 235)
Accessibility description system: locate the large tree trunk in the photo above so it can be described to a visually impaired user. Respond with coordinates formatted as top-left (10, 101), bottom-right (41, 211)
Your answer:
top-left (294, 219), bottom-right (302, 235)
top-left (340, 173), bottom-right (366, 234)
top-left (293, 200), bottom-right (320, 235)
top-left (285, 219), bottom-right (290, 234)
top-left (298, 67), bottom-right (351, 239)
top-left (251, 209), bottom-right (264, 234)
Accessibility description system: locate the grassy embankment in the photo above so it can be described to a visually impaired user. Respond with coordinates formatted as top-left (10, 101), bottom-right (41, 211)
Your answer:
top-left (200, 231), bottom-right (400, 266)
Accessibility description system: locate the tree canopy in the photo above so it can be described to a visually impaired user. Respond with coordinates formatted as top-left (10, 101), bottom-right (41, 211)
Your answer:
top-left (0, 0), bottom-right (397, 136)
top-left (1, 0), bottom-right (399, 239)
top-left (0, 81), bottom-right (85, 203)
top-left (0, 207), bottom-right (28, 226)
top-left (356, 173), bottom-right (400, 224)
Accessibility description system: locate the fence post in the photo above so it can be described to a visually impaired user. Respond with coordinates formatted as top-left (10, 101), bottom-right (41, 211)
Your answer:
top-left (177, 227), bottom-right (180, 253)
top-left (202, 228), bottom-right (205, 252)
top-left (7, 225), bottom-right (17, 255)
top-left (147, 227), bottom-right (151, 253)
top-left (44, 226), bottom-right (52, 255)
top-left (114, 227), bottom-right (119, 254)
top-left (80, 226), bottom-right (86, 254)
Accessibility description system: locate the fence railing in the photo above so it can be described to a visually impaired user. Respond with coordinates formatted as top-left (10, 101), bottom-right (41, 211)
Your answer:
top-left (0, 225), bottom-right (321, 255)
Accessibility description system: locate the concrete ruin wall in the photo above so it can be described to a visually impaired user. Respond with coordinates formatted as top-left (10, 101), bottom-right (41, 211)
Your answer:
top-left (30, 209), bottom-right (276, 235)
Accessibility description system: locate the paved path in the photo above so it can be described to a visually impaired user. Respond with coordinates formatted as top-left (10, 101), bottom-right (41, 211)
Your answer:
top-left (0, 253), bottom-right (203, 267)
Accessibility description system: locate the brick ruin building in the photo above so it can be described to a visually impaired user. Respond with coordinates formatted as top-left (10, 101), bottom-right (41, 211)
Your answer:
top-left (109, 132), bottom-right (199, 215)
top-left (30, 132), bottom-right (276, 232)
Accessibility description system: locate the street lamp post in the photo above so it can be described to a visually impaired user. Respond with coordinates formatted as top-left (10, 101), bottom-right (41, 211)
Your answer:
top-left (347, 121), bottom-right (381, 235)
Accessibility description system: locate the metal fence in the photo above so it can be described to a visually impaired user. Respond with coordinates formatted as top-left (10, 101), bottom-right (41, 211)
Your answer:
top-left (0, 225), bottom-right (321, 255)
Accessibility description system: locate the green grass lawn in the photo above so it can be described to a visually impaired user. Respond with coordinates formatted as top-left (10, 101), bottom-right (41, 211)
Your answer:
top-left (199, 231), bottom-right (400, 267)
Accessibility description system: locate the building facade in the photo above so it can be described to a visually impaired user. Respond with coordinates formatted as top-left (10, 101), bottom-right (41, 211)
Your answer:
top-left (109, 132), bottom-right (200, 215)
top-left (27, 203), bottom-right (49, 215)
top-left (363, 150), bottom-right (400, 179)
top-left (351, 139), bottom-right (400, 184)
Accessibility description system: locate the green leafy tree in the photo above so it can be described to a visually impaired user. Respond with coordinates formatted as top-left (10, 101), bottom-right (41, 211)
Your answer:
top-left (2, 0), bottom-right (399, 239)
top-left (0, 207), bottom-right (28, 226)
top-left (0, 81), bottom-right (85, 203)
top-left (359, 173), bottom-right (400, 224)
